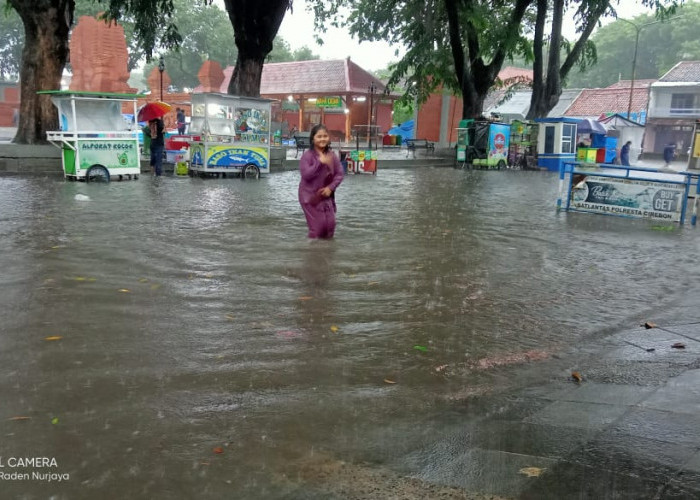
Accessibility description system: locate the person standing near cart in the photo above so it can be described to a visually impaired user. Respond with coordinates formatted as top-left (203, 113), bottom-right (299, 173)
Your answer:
top-left (176, 108), bottom-right (186, 135)
top-left (298, 124), bottom-right (344, 239)
top-left (149, 117), bottom-right (165, 176)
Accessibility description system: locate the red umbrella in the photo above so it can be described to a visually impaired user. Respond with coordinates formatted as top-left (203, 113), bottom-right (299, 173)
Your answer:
top-left (137, 101), bottom-right (172, 122)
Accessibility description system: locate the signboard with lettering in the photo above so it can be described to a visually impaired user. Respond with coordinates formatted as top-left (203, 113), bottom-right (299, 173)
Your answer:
top-left (346, 150), bottom-right (377, 174)
top-left (570, 175), bottom-right (685, 222)
top-left (315, 97), bottom-right (343, 108)
top-left (78, 139), bottom-right (139, 170)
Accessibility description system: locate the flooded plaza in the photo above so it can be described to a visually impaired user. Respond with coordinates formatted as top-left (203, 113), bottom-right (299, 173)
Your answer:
top-left (1, 168), bottom-right (700, 498)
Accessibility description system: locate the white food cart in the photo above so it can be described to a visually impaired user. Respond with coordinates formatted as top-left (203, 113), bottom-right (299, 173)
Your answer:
top-left (188, 93), bottom-right (272, 179)
top-left (40, 91), bottom-right (143, 182)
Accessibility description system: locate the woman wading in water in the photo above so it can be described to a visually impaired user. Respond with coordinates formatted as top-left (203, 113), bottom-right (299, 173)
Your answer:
top-left (298, 124), bottom-right (344, 238)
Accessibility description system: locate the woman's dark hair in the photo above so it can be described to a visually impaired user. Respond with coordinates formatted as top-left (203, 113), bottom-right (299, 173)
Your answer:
top-left (309, 123), bottom-right (330, 153)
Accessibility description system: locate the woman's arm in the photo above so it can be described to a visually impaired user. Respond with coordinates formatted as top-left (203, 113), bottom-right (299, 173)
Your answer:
top-left (327, 152), bottom-right (344, 191)
top-left (299, 150), bottom-right (324, 180)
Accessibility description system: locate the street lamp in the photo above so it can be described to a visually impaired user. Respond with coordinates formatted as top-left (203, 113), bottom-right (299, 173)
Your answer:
top-left (158, 55), bottom-right (165, 101)
top-left (618, 16), bottom-right (681, 120)
top-left (368, 81), bottom-right (376, 148)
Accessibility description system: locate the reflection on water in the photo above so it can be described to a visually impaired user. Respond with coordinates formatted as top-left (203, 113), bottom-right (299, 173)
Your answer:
top-left (1, 170), bottom-right (699, 497)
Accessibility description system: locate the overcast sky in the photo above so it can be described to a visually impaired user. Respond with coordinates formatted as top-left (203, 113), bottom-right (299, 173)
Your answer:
top-left (215, 0), bottom-right (689, 72)
top-left (276, 0), bottom-right (668, 71)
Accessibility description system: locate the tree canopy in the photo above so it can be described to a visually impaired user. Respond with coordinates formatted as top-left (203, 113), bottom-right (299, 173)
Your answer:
top-left (565, 2), bottom-right (700, 89)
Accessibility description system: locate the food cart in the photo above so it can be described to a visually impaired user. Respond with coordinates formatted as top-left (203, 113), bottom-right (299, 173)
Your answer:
top-left (187, 93), bottom-right (272, 179)
top-left (40, 90), bottom-right (143, 182)
top-left (508, 120), bottom-right (538, 169)
top-left (459, 120), bottom-right (511, 169)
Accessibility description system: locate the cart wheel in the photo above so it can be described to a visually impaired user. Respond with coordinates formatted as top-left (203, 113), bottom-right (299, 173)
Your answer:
top-left (242, 163), bottom-right (260, 180)
top-left (497, 160), bottom-right (506, 170)
top-left (133, 174), bottom-right (139, 180)
top-left (85, 165), bottom-right (110, 183)
top-left (118, 175), bottom-right (124, 181)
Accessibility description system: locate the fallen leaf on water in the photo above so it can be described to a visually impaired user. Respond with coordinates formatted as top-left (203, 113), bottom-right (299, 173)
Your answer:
top-left (367, 281), bottom-right (380, 286)
top-left (225, 314), bottom-right (235, 321)
top-left (643, 321), bottom-right (657, 329)
top-left (204, 274), bottom-right (213, 279)
top-left (8, 416), bottom-right (31, 421)
top-left (330, 325), bottom-right (339, 333)
top-left (413, 345), bottom-right (428, 352)
top-left (519, 467), bottom-right (546, 477)
top-left (298, 296), bottom-right (313, 301)
top-left (646, 348), bottom-right (656, 352)
top-left (212, 447), bottom-right (224, 454)
top-left (51, 417), bottom-right (59, 425)
top-left (72, 276), bottom-right (87, 281)
top-left (44, 336), bottom-right (63, 341)
top-left (435, 364), bottom-right (448, 372)
top-left (200, 461), bottom-right (210, 466)
top-left (118, 289), bottom-right (131, 293)
top-left (50, 245), bottom-right (61, 249)
top-left (383, 379), bottom-right (397, 384)
top-left (672, 342), bottom-right (686, 349)
top-left (150, 284), bottom-right (161, 290)
top-left (571, 372), bottom-right (583, 383)
top-left (138, 278), bottom-right (149, 283)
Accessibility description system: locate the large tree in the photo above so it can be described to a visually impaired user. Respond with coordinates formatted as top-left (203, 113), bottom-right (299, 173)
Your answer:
top-left (8, 0), bottom-right (74, 144)
top-left (310, 0), bottom-right (534, 118)
top-left (223, 0), bottom-right (292, 96)
top-left (527, 0), bottom-right (683, 119)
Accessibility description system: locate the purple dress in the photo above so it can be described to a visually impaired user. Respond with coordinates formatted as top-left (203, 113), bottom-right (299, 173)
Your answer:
top-left (298, 149), bottom-right (344, 238)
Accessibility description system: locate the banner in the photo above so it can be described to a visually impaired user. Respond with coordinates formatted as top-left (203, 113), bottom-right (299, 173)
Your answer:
top-left (78, 140), bottom-right (139, 170)
top-left (570, 175), bottom-right (685, 222)
top-left (315, 97), bottom-right (342, 108)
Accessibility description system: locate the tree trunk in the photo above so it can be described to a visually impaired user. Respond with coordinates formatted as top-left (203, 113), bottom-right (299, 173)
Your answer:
top-left (526, 0), bottom-right (548, 119)
top-left (527, 0), bottom-right (610, 119)
top-left (445, 0), bottom-right (533, 119)
top-left (9, 0), bottom-right (74, 144)
top-left (224, 0), bottom-right (290, 97)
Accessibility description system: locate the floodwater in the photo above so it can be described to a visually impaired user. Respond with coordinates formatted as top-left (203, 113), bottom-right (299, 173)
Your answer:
top-left (1, 169), bottom-right (699, 498)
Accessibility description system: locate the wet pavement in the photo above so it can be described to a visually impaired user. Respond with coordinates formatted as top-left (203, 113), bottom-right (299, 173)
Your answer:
top-left (1, 167), bottom-right (700, 499)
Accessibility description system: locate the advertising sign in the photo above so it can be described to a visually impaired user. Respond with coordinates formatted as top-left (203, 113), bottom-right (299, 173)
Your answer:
top-left (488, 123), bottom-right (510, 163)
top-left (315, 96), bottom-right (343, 108)
top-left (78, 140), bottom-right (139, 170)
top-left (346, 150), bottom-right (377, 174)
top-left (570, 175), bottom-right (685, 222)
top-left (190, 145), bottom-right (269, 170)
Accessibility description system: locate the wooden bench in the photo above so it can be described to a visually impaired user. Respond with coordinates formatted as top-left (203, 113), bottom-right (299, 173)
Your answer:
top-left (405, 138), bottom-right (435, 158)
top-left (294, 135), bottom-right (311, 158)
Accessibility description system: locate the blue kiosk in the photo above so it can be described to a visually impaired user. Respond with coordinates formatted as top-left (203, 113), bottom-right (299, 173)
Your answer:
top-left (535, 117), bottom-right (578, 172)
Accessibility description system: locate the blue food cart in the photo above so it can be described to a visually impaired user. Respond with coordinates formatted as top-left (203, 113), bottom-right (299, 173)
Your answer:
top-left (187, 92), bottom-right (272, 179)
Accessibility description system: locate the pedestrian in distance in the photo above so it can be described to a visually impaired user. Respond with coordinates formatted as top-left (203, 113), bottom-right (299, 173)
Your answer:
top-left (663, 142), bottom-right (676, 168)
top-left (149, 117), bottom-right (165, 176)
top-left (298, 124), bottom-right (344, 239)
top-left (176, 108), bottom-right (186, 135)
top-left (620, 141), bottom-right (632, 166)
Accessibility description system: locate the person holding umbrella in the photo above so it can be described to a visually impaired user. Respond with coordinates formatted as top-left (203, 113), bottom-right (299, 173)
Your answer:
top-left (138, 101), bottom-right (172, 176)
top-left (148, 117), bottom-right (165, 176)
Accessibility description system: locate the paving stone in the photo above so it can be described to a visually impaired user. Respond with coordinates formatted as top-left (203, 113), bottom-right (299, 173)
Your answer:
top-left (399, 446), bottom-right (559, 499)
top-left (518, 460), bottom-right (666, 500)
top-left (610, 408), bottom-right (700, 447)
top-left (572, 429), bottom-right (696, 484)
top-left (546, 382), bottom-right (656, 406)
top-left (660, 323), bottom-right (700, 343)
top-left (524, 400), bottom-right (629, 430)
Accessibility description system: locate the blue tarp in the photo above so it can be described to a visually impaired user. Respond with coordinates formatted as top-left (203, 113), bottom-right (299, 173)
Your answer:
top-left (387, 120), bottom-right (414, 141)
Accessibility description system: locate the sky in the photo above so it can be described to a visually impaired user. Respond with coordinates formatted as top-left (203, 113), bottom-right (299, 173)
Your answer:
top-left (274, 0), bottom-right (661, 72)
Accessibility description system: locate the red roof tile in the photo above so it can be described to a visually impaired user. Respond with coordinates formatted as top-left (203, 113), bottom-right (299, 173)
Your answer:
top-left (193, 58), bottom-right (387, 97)
top-left (563, 87), bottom-right (649, 116)
top-left (604, 79), bottom-right (656, 89)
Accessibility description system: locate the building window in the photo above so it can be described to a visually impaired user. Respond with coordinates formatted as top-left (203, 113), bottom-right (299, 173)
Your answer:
top-left (670, 93), bottom-right (696, 114)
top-left (562, 124), bottom-right (576, 154)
